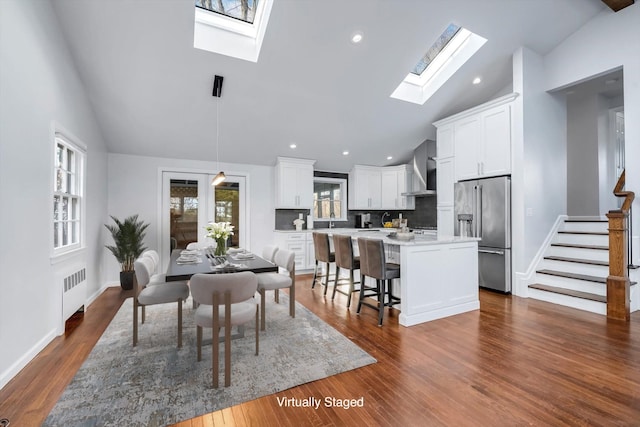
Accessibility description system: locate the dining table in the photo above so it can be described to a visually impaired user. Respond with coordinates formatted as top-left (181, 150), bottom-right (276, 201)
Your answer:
top-left (165, 248), bottom-right (278, 282)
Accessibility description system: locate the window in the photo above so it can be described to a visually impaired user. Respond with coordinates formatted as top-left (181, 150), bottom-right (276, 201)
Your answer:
top-left (313, 177), bottom-right (347, 222)
top-left (391, 24), bottom-right (486, 105)
top-left (53, 132), bottom-right (85, 256)
top-left (196, 0), bottom-right (258, 24)
top-left (194, 0), bottom-right (274, 62)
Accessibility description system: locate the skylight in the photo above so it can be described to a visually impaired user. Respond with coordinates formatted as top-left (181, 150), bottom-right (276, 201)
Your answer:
top-left (391, 23), bottom-right (486, 105)
top-left (196, 0), bottom-right (258, 24)
top-left (411, 23), bottom-right (460, 76)
top-left (194, 0), bottom-right (273, 63)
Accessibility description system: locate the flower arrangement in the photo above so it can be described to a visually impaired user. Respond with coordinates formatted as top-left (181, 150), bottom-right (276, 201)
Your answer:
top-left (205, 222), bottom-right (234, 255)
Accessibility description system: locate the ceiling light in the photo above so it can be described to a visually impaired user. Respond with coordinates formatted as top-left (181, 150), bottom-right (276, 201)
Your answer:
top-left (472, 77), bottom-right (482, 85)
top-left (351, 32), bottom-right (363, 44)
top-left (342, 151), bottom-right (349, 156)
top-left (289, 144), bottom-right (297, 149)
top-left (387, 156), bottom-right (393, 160)
top-left (211, 75), bottom-right (226, 187)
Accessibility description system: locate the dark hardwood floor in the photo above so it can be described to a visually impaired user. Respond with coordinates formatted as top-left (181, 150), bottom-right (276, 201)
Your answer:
top-left (2, 276), bottom-right (640, 426)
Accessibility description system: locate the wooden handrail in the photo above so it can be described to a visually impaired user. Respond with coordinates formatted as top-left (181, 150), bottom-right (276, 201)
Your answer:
top-left (607, 169), bottom-right (634, 321)
top-left (613, 169), bottom-right (635, 213)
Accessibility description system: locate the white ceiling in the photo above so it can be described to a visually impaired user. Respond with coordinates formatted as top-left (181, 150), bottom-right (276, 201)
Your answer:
top-left (51, 0), bottom-right (607, 172)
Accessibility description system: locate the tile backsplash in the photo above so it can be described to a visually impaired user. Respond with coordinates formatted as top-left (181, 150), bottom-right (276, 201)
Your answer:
top-left (274, 196), bottom-right (437, 230)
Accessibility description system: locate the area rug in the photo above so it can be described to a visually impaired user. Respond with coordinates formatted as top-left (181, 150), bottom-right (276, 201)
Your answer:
top-left (44, 294), bottom-right (376, 426)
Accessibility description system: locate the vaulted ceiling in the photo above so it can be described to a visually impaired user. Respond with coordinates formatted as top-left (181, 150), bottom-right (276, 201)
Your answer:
top-left (52, 0), bottom-right (609, 172)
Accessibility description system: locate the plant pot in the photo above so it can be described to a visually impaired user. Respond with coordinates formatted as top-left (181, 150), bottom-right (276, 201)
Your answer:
top-left (120, 271), bottom-right (135, 290)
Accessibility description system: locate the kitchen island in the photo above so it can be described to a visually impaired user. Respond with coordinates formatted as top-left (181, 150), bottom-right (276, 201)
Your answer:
top-left (315, 229), bottom-right (479, 326)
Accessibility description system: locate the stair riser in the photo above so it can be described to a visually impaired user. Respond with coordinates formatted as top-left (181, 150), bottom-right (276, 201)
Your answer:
top-left (527, 288), bottom-right (607, 315)
top-left (547, 246), bottom-right (609, 262)
top-left (541, 260), bottom-right (609, 277)
top-left (562, 221), bottom-right (609, 233)
top-left (534, 274), bottom-right (606, 295)
top-left (554, 234), bottom-right (609, 246)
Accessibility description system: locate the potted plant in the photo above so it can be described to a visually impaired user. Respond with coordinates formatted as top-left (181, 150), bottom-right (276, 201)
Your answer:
top-left (105, 214), bottom-right (150, 290)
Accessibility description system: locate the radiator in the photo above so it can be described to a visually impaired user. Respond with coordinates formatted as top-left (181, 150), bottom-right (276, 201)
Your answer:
top-left (61, 265), bottom-right (87, 321)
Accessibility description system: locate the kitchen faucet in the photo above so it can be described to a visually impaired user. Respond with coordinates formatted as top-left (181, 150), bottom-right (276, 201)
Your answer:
top-left (381, 212), bottom-right (390, 227)
top-left (329, 213), bottom-right (335, 228)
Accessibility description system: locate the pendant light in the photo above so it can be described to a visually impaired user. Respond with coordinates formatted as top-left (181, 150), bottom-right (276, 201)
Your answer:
top-left (212, 75), bottom-right (226, 186)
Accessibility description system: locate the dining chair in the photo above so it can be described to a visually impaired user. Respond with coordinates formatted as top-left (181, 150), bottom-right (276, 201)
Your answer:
top-left (256, 248), bottom-right (295, 331)
top-left (259, 244), bottom-right (279, 301)
top-left (133, 257), bottom-right (190, 347)
top-left (141, 249), bottom-right (165, 284)
top-left (332, 234), bottom-right (361, 308)
top-left (186, 241), bottom-right (210, 250)
top-left (190, 271), bottom-right (259, 388)
top-left (311, 232), bottom-right (335, 294)
top-left (356, 237), bottom-right (401, 326)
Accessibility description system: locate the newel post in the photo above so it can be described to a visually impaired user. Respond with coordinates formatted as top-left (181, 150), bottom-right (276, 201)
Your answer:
top-left (606, 210), bottom-right (630, 321)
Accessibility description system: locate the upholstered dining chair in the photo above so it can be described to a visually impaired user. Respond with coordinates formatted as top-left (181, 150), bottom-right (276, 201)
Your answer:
top-left (311, 232), bottom-right (335, 294)
top-left (256, 248), bottom-right (295, 331)
top-left (133, 257), bottom-right (190, 347)
top-left (332, 234), bottom-right (361, 308)
top-left (141, 249), bottom-right (165, 284)
top-left (356, 237), bottom-right (401, 326)
top-left (259, 244), bottom-right (280, 301)
top-left (190, 271), bottom-right (259, 388)
top-left (186, 241), bottom-right (210, 250)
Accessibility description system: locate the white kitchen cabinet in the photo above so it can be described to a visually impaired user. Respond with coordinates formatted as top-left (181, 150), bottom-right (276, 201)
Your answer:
top-left (436, 157), bottom-right (455, 206)
top-left (349, 165), bottom-right (382, 209)
top-left (437, 205), bottom-right (454, 238)
top-left (350, 164), bottom-right (414, 210)
top-left (274, 231), bottom-right (311, 272)
top-left (306, 238), bottom-right (315, 270)
top-left (275, 157), bottom-right (316, 209)
top-left (434, 93), bottom-right (517, 183)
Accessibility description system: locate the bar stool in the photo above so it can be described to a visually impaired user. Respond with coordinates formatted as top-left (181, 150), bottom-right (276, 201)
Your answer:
top-left (332, 234), bottom-right (360, 308)
top-left (311, 232), bottom-right (335, 295)
top-left (357, 237), bottom-right (401, 326)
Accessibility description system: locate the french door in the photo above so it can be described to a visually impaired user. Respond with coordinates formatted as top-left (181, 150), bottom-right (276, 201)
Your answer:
top-left (160, 171), bottom-right (248, 271)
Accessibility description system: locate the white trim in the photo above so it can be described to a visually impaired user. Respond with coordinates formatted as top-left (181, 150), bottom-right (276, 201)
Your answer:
top-left (513, 214), bottom-right (567, 297)
top-left (433, 93), bottom-right (520, 127)
top-left (0, 328), bottom-right (57, 390)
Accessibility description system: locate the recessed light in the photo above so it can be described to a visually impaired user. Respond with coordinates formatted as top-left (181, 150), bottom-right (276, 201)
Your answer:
top-left (289, 144), bottom-right (297, 149)
top-left (342, 151), bottom-right (349, 156)
top-left (351, 32), bottom-right (363, 44)
top-left (387, 156), bottom-right (393, 160)
top-left (472, 77), bottom-right (482, 85)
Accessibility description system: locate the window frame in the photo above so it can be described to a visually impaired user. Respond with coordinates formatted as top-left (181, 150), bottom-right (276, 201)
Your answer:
top-left (51, 126), bottom-right (86, 262)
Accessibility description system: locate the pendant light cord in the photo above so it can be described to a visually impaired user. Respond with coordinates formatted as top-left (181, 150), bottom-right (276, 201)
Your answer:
top-left (216, 98), bottom-right (220, 170)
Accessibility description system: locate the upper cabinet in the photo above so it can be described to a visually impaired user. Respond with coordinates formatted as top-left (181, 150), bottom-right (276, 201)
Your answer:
top-left (275, 157), bottom-right (316, 209)
top-left (349, 164), bottom-right (414, 210)
top-left (434, 93), bottom-right (518, 182)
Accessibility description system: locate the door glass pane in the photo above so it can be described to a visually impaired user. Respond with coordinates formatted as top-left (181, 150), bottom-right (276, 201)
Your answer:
top-left (215, 181), bottom-right (240, 247)
top-left (169, 179), bottom-right (199, 250)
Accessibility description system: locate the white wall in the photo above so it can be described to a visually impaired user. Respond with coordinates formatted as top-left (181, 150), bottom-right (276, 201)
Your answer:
top-left (106, 153), bottom-right (276, 283)
top-left (567, 91), bottom-right (602, 215)
top-left (544, 4), bottom-right (640, 265)
top-left (512, 47), bottom-right (567, 291)
top-left (0, 0), bottom-right (108, 388)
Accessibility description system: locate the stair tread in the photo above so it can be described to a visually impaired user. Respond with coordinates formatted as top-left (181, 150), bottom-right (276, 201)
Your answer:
top-left (558, 231), bottom-right (608, 236)
top-left (564, 218), bottom-right (607, 223)
top-left (551, 243), bottom-right (609, 250)
top-left (528, 283), bottom-right (607, 303)
top-left (544, 256), bottom-right (609, 266)
top-left (537, 269), bottom-right (606, 283)
top-left (537, 269), bottom-right (637, 286)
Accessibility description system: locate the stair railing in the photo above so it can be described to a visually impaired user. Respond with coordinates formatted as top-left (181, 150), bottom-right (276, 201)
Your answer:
top-left (607, 169), bottom-right (635, 320)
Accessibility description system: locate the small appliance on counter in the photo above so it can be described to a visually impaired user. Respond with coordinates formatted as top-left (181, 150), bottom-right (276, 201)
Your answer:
top-left (355, 213), bottom-right (372, 228)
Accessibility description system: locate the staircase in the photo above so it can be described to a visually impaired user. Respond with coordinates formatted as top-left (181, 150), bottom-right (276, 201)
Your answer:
top-left (528, 217), bottom-right (633, 315)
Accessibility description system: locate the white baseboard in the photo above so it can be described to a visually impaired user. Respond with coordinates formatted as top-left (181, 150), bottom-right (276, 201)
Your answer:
top-left (0, 328), bottom-right (57, 390)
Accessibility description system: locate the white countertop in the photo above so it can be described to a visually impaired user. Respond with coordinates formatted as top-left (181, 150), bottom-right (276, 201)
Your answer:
top-left (276, 228), bottom-right (477, 246)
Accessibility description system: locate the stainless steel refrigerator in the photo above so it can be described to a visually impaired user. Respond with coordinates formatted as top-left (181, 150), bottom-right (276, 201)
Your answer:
top-left (454, 176), bottom-right (511, 293)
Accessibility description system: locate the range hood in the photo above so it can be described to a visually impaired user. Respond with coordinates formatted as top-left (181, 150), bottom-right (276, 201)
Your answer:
top-left (402, 139), bottom-right (437, 196)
